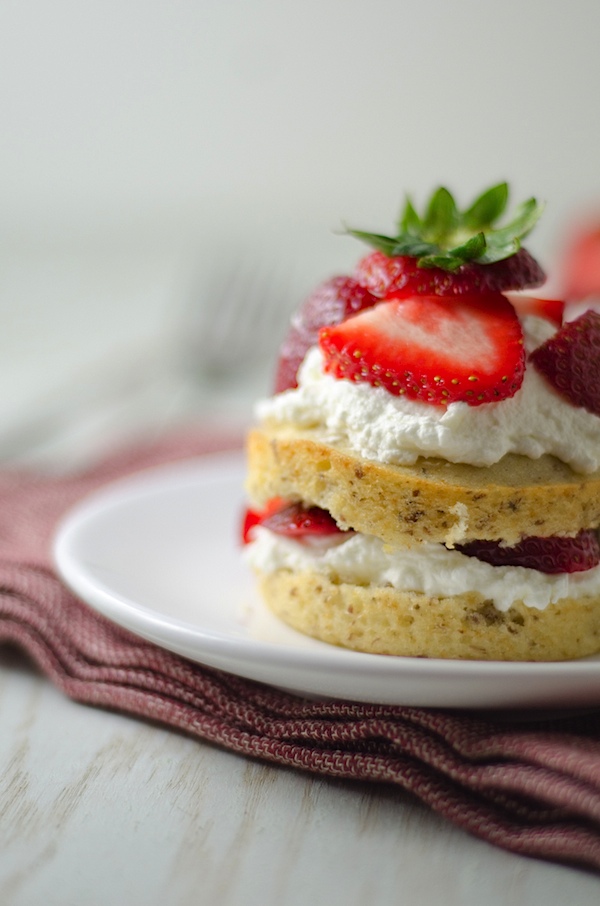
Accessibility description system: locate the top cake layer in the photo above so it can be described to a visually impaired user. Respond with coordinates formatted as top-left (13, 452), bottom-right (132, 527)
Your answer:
top-left (245, 425), bottom-right (600, 548)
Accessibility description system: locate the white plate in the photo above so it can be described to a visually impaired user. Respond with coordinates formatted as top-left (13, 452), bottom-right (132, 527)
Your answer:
top-left (53, 452), bottom-right (600, 709)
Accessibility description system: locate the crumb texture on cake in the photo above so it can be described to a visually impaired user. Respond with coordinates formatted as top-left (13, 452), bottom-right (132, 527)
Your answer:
top-left (246, 426), bottom-right (600, 547)
top-left (257, 568), bottom-right (600, 661)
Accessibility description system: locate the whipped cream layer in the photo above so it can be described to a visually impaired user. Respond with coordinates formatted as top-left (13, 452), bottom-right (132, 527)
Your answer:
top-left (256, 315), bottom-right (600, 474)
top-left (245, 528), bottom-right (600, 612)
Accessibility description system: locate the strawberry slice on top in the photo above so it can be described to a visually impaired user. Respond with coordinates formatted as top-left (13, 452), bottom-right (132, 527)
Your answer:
top-left (319, 291), bottom-right (525, 406)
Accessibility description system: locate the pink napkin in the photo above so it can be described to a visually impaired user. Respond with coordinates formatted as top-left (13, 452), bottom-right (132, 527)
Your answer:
top-left (1, 429), bottom-right (600, 873)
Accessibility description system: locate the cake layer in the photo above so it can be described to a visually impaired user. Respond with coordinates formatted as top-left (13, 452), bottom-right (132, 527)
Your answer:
top-left (256, 568), bottom-right (600, 661)
top-left (246, 426), bottom-right (600, 547)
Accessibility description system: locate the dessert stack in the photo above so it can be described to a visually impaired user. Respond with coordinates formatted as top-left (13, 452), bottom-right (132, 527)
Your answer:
top-left (243, 184), bottom-right (600, 660)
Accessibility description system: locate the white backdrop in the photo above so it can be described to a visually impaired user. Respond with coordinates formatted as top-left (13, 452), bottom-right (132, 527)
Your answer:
top-left (0, 0), bottom-right (599, 425)
top-left (1, 0), bottom-right (598, 258)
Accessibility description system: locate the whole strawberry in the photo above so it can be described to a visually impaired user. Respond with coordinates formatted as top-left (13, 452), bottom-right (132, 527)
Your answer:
top-left (349, 183), bottom-right (546, 296)
top-left (530, 310), bottom-right (600, 416)
top-left (355, 248), bottom-right (545, 299)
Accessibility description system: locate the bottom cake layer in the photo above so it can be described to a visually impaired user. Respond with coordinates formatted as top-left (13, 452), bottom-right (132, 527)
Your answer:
top-left (256, 568), bottom-right (600, 661)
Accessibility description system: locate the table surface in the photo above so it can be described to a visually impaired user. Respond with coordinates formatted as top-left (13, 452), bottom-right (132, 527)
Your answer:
top-left (1, 248), bottom-right (599, 906)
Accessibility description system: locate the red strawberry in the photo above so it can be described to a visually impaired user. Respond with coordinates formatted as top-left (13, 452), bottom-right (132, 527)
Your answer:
top-left (242, 499), bottom-right (344, 543)
top-left (274, 277), bottom-right (377, 392)
top-left (529, 310), bottom-right (600, 416)
top-left (457, 530), bottom-right (600, 574)
top-left (260, 501), bottom-right (344, 538)
top-left (354, 249), bottom-right (546, 299)
top-left (561, 224), bottom-right (600, 300)
top-left (505, 293), bottom-right (565, 327)
top-left (319, 292), bottom-right (525, 406)
top-left (241, 497), bottom-right (285, 543)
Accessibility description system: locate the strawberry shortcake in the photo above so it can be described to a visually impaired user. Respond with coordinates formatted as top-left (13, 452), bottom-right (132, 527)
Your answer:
top-left (243, 184), bottom-right (600, 661)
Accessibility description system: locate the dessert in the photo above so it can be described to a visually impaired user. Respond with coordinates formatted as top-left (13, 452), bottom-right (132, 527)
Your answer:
top-left (243, 183), bottom-right (600, 660)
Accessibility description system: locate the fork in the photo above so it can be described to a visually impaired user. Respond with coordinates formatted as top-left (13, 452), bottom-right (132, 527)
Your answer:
top-left (0, 257), bottom-right (299, 465)
top-left (178, 256), bottom-right (297, 387)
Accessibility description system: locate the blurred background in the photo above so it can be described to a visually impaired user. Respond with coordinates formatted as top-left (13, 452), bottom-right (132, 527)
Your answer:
top-left (1, 0), bottom-right (599, 461)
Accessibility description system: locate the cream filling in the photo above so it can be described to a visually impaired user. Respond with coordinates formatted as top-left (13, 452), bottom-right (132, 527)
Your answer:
top-left (256, 315), bottom-right (600, 474)
top-left (244, 527), bottom-right (600, 612)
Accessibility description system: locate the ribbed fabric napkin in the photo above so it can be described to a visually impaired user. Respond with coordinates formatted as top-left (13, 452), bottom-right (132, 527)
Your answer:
top-left (1, 430), bottom-right (600, 874)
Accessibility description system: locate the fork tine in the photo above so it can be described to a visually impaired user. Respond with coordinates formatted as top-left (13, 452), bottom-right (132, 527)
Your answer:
top-left (178, 254), bottom-right (298, 387)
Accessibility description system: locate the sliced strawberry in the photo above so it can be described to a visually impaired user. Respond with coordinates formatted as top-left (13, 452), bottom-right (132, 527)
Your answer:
top-left (506, 293), bottom-right (565, 327)
top-left (530, 310), bottom-right (600, 416)
top-left (561, 224), bottom-right (600, 300)
top-left (319, 292), bottom-right (525, 406)
top-left (242, 498), bottom-right (345, 543)
top-left (261, 501), bottom-right (344, 538)
top-left (242, 508), bottom-right (262, 544)
top-left (274, 277), bottom-right (377, 392)
top-left (457, 530), bottom-right (600, 574)
top-left (354, 249), bottom-right (546, 299)
top-left (273, 328), bottom-right (308, 394)
top-left (241, 497), bottom-right (285, 543)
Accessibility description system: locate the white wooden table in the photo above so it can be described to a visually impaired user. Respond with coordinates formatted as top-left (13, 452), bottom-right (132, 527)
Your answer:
top-left (0, 249), bottom-right (598, 905)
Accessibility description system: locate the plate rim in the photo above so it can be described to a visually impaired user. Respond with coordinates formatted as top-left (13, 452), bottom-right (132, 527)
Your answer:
top-left (53, 453), bottom-right (600, 708)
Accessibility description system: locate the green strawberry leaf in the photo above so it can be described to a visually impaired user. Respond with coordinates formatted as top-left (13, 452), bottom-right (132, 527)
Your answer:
top-left (449, 232), bottom-right (487, 262)
top-left (463, 183), bottom-right (509, 230)
top-left (346, 228), bottom-right (436, 259)
top-left (399, 197), bottom-right (421, 236)
top-left (417, 254), bottom-right (466, 271)
top-left (423, 187), bottom-right (459, 242)
top-left (476, 237), bottom-right (521, 265)
top-left (346, 183), bottom-right (544, 272)
top-left (489, 197), bottom-right (544, 244)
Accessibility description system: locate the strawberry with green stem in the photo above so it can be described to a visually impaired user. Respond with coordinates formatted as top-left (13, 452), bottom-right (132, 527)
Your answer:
top-left (275, 183), bottom-right (545, 401)
top-left (350, 182), bottom-right (546, 296)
